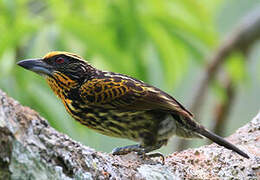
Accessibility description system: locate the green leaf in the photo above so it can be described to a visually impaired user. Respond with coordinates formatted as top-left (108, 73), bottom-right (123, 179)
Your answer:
top-left (225, 52), bottom-right (247, 84)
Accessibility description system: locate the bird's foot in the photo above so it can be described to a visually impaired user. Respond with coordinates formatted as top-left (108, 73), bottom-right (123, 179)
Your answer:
top-left (112, 144), bottom-right (165, 164)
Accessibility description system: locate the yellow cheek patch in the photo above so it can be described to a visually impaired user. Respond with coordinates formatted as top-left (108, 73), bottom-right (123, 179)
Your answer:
top-left (53, 72), bottom-right (77, 90)
top-left (46, 77), bottom-right (79, 118)
top-left (46, 77), bottom-right (63, 98)
top-left (46, 73), bottom-right (77, 98)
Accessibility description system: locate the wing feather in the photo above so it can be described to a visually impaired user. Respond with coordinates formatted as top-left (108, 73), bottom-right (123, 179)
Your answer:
top-left (79, 77), bottom-right (193, 117)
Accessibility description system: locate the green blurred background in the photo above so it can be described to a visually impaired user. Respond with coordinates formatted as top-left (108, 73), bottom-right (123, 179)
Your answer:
top-left (0, 0), bottom-right (259, 154)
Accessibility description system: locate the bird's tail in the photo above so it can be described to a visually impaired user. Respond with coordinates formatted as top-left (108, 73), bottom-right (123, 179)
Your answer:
top-left (195, 125), bottom-right (249, 159)
top-left (171, 113), bottom-right (249, 159)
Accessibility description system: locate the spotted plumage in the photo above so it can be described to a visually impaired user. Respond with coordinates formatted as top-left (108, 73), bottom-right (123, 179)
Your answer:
top-left (17, 51), bottom-right (249, 159)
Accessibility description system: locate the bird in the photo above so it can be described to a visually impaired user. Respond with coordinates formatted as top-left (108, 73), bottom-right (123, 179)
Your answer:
top-left (17, 51), bottom-right (249, 160)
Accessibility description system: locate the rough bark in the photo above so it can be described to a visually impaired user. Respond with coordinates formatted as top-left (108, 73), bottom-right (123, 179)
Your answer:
top-left (0, 89), bottom-right (259, 180)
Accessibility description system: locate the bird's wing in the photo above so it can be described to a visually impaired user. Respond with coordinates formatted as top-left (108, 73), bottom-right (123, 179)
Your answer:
top-left (79, 77), bottom-right (193, 118)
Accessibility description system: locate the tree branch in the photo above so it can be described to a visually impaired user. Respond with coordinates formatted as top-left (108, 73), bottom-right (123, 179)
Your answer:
top-left (0, 89), bottom-right (259, 179)
top-left (212, 78), bottom-right (235, 135)
top-left (190, 9), bottom-right (260, 116)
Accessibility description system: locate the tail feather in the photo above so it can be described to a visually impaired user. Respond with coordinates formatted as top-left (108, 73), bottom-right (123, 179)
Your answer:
top-left (196, 127), bottom-right (249, 159)
top-left (171, 113), bottom-right (249, 159)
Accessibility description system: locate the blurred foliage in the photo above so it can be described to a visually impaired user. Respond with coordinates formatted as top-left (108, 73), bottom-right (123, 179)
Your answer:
top-left (0, 0), bottom-right (259, 154)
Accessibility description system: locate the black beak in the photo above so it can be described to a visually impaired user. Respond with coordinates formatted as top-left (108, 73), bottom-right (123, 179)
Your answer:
top-left (17, 59), bottom-right (53, 76)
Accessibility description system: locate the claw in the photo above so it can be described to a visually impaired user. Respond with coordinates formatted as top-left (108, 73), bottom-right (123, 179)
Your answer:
top-left (146, 152), bottom-right (165, 164)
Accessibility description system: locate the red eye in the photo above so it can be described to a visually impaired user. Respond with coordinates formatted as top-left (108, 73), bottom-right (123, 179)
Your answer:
top-left (56, 57), bottom-right (65, 64)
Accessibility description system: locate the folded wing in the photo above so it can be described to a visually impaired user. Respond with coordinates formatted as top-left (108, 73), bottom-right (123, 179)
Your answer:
top-left (79, 77), bottom-right (193, 118)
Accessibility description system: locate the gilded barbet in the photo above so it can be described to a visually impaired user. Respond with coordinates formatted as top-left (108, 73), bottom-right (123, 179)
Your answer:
top-left (17, 52), bottom-right (249, 160)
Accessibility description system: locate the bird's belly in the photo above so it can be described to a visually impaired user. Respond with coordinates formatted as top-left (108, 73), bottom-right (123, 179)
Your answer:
top-left (70, 107), bottom-right (170, 141)
top-left (61, 99), bottom-right (181, 141)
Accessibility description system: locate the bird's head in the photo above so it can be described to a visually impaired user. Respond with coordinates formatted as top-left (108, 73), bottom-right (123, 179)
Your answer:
top-left (17, 51), bottom-right (94, 82)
